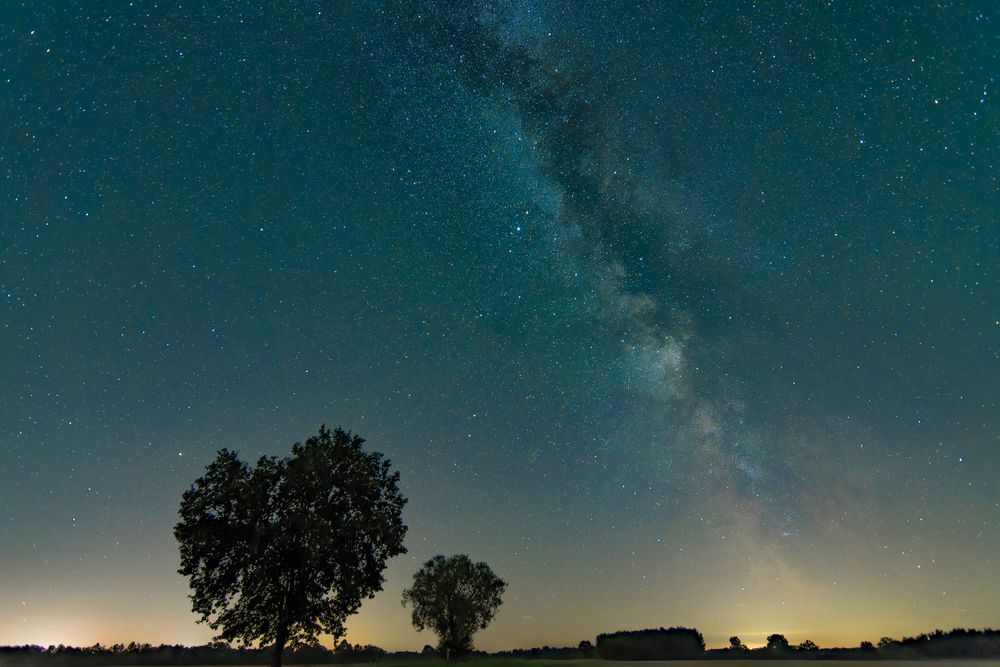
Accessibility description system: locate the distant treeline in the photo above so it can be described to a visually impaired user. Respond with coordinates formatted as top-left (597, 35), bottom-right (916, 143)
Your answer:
top-left (705, 628), bottom-right (1000, 661)
top-left (1, 627), bottom-right (998, 664)
top-left (596, 627), bottom-right (705, 660)
top-left (0, 642), bottom-right (391, 666)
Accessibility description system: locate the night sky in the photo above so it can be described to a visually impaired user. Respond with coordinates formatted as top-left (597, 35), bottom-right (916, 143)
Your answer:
top-left (2, 0), bottom-right (998, 653)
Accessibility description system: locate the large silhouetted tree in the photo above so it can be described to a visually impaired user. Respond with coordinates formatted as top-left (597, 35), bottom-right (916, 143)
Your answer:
top-left (401, 554), bottom-right (506, 658)
top-left (174, 426), bottom-right (407, 667)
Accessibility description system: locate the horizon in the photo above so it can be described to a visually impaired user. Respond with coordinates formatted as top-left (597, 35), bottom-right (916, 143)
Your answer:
top-left (4, 589), bottom-right (995, 653)
top-left (2, 0), bottom-right (997, 654)
top-left (6, 627), bottom-right (999, 654)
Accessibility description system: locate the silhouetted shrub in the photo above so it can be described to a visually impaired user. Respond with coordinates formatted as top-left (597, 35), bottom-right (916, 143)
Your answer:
top-left (596, 627), bottom-right (706, 660)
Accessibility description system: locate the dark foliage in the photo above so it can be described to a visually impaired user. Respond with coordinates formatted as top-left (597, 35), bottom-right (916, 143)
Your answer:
top-left (728, 636), bottom-right (748, 652)
top-left (766, 634), bottom-right (790, 652)
top-left (174, 426), bottom-right (407, 667)
top-left (708, 628), bottom-right (1000, 660)
top-left (4, 626), bottom-right (999, 665)
top-left (878, 628), bottom-right (1000, 659)
top-left (596, 627), bottom-right (706, 660)
top-left (402, 554), bottom-right (506, 658)
top-left (0, 643), bottom-right (389, 667)
top-left (493, 645), bottom-right (592, 660)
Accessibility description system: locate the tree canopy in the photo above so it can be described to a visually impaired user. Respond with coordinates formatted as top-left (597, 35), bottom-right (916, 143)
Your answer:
top-left (174, 426), bottom-right (407, 667)
top-left (766, 634), bottom-right (791, 652)
top-left (401, 554), bottom-right (506, 658)
top-left (729, 636), bottom-right (749, 652)
top-left (595, 628), bottom-right (706, 660)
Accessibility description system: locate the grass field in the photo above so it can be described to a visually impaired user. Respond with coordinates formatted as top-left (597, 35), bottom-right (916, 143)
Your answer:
top-left (372, 659), bottom-right (605, 667)
top-left (338, 661), bottom-right (1000, 667)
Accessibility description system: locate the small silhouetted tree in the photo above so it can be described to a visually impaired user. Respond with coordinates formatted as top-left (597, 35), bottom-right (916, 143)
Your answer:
top-left (729, 636), bottom-right (748, 652)
top-left (579, 640), bottom-right (594, 657)
top-left (877, 637), bottom-right (897, 650)
top-left (767, 634), bottom-right (790, 652)
top-left (174, 426), bottom-right (408, 667)
top-left (798, 639), bottom-right (819, 651)
top-left (401, 555), bottom-right (506, 659)
top-left (860, 641), bottom-right (875, 651)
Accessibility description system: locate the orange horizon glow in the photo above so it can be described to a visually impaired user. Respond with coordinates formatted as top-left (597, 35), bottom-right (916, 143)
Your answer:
top-left (5, 621), bottom-right (991, 653)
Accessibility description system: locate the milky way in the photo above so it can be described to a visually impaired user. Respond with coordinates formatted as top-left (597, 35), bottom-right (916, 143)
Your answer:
top-left (391, 1), bottom-right (873, 545)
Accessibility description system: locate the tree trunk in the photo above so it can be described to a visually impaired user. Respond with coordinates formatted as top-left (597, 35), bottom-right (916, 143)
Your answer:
top-left (271, 624), bottom-right (288, 667)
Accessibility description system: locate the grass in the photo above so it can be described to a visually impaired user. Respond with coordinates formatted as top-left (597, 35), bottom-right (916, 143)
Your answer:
top-left (372, 659), bottom-right (606, 667)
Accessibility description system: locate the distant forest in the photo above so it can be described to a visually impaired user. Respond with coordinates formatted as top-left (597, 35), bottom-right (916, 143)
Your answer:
top-left (1, 627), bottom-right (999, 664)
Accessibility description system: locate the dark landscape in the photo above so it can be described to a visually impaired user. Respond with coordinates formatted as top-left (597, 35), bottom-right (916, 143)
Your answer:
top-left (4, 629), bottom-right (1000, 665)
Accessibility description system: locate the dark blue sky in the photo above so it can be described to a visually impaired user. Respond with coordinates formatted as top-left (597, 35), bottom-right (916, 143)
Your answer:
top-left (2, 0), bottom-right (997, 650)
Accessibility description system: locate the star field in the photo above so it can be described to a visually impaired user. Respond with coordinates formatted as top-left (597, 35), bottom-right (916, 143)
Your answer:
top-left (1, 0), bottom-right (998, 652)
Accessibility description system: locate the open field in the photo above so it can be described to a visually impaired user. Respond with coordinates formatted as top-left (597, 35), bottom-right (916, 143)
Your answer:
top-left (339, 661), bottom-right (1000, 667)
top-left (353, 662), bottom-right (1000, 667)
top-left (106, 661), bottom-right (1000, 667)
top-left (367, 661), bottom-right (1000, 667)
top-left (563, 663), bottom-right (1000, 667)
